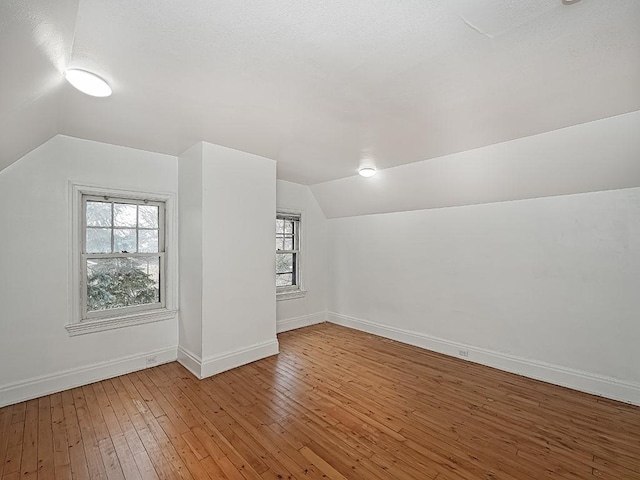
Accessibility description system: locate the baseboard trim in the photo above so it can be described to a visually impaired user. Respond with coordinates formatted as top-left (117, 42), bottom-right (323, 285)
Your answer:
top-left (277, 312), bottom-right (326, 333)
top-left (178, 339), bottom-right (280, 380)
top-left (177, 346), bottom-right (203, 379)
top-left (201, 339), bottom-right (279, 378)
top-left (327, 312), bottom-right (640, 407)
top-left (0, 346), bottom-right (177, 408)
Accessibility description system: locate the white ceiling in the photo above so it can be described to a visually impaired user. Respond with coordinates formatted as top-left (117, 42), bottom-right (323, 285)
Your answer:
top-left (311, 110), bottom-right (640, 218)
top-left (1, 0), bottom-right (639, 184)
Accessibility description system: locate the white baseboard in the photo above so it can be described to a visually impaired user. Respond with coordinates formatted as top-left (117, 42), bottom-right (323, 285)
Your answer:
top-left (201, 339), bottom-right (279, 378)
top-left (1, 336), bottom-right (280, 407)
top-left (327, 312), bottom-right (640, 407)
top-left (277, 312), bottom-right (326, 333)
top-left (0, 346), bottom-right (177, 408)
top-left (178, 339), bottom-right (280, 379)
top-left (176, 346), bottom-right (203, 379)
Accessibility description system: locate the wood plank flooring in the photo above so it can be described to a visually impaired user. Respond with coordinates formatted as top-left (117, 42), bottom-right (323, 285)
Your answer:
top-left (1, 323), bottom-right (639, 479)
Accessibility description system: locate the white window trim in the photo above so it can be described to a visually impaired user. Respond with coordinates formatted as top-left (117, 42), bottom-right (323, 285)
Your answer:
top-left (277, 289), bottom-right (307, 301)
top-left (67, 182), bottom-right (178, 336)
top-left (81, 195), bottom-right (167, 321)
top-left (276, 208), bottom-right (307, 302)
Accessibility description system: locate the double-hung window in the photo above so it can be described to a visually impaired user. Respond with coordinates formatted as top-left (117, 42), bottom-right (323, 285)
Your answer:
top-left (276, 212), bottom-right (305, 299)
top-left (83, 196), bottom-right (165, 318)
top-left (67, 183), bottom-right (177, 336)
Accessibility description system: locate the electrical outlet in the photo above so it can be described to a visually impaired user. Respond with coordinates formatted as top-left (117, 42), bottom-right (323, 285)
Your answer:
top-left (458, 349), bottom-right (469, 358)
top-left (146, 355), bottom-right (158, 365)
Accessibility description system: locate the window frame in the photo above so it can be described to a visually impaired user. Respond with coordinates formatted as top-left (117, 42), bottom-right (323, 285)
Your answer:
top-left (67, 183), bottom-right (178, 336)
top-left (82, 195), bottom-right (166, 320)
top-left (276, 210), bottom-right (306, 301)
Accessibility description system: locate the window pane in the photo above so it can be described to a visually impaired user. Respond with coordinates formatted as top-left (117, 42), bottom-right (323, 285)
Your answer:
top-left (86, 202), bottom-right (111, 227)
top-left (276, 214), bottom-right (299, 289)
top-left (114, 203), bottom-right (137, 227)
top-left (139, 205), bottom-right (159, 228)
top-left (114, 229), bottom-right (137, 253)
top-left (276, 253), bottom-right (293, 274)
top-left (139, 230), bottom-right (159, 253)
top-left (86, 228), bottom-right (111, 253)
top-left (276, 273), bottom-right (293, 287)
top-left (284, 221), bottom-right (294, 234)
top-left (87, 257), bottom-right (160, 312)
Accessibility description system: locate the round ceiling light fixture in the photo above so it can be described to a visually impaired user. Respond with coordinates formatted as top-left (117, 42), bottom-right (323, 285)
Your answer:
top-left (64, 69), bottom-right (112, 97)
top-left (358, 166), bottom-right (377, 178)
top-left (561, 0), bottom-right (582, 4)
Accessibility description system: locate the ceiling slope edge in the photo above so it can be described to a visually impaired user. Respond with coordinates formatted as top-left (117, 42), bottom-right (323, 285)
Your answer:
top-left (310, 110), bottom-right (640, 219)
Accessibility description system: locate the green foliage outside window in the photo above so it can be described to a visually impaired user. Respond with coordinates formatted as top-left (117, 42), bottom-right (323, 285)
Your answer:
top-left (87, 258), bottom-right (158, 312)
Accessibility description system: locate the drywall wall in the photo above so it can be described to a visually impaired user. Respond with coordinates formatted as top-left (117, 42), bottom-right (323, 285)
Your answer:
top-left (275, 180), bottom-right (328, 332)
top-left (201, 142), bottom-right (278, 367)
top-left (327, 187), bottom-right (640, 404)
top-left (0, 135), bottom-right (179, 407)
top-left (311, 110), bottom-right (640, 218)
top-left (178, 143), bottom-right (204, 359)
top-left (177, 142), bottom-right (278, 378)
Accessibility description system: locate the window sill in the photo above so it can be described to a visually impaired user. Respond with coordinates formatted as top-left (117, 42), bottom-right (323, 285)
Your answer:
top-left (276, 289), bottom-right (307, 301)
top-left (65, 309), bottom-right (177, 336)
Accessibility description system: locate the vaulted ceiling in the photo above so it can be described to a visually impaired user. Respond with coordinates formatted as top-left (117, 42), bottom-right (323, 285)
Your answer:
top-left (1, 0), bottom-right (639, 184)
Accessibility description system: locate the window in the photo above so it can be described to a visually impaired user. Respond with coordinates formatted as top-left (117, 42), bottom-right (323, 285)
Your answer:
top-left (67, 184), bottom-right (177, 336)
top-left (83, 196), bottom-right (165, 318)
top-left (276, 212), bottom-right (305, 300)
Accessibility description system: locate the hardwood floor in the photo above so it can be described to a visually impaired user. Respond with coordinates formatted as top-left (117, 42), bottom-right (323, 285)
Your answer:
top-left (1, 323), bottom-right (639, 479)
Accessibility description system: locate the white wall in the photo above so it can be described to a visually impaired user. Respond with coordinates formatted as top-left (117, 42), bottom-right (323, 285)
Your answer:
top-left (178, 143), bottom-right (204, 359)
top-left (275, 180), bottom-right (328, 332)
top-left (0, 135), bottom-right (179, 407)
top-left (177, 142), bottom-right (279, 378)
top-left (201, 143), bottom-right (277, 363)
top-left (312, 110), bottom-right (640, 219)
top-left (328, 187), bottom-right (640, 404)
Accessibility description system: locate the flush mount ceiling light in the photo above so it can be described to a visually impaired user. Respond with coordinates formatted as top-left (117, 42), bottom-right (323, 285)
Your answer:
top-left (358, 167), bottom-right (377, 178)
top-left (64, 69), bottom-right (112, 97)
top-left (562, 0), bottom-right (582, 4)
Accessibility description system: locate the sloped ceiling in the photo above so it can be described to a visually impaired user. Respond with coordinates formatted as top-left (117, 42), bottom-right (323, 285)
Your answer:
top-left (1, 0), bottom-right (639, 184)
top-left (0, 0), bottom-right (78, 171)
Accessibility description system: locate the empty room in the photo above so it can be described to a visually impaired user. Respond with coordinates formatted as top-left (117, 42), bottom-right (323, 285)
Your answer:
top-left (1, 0), bottom-right (639, 479)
